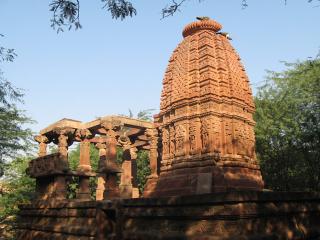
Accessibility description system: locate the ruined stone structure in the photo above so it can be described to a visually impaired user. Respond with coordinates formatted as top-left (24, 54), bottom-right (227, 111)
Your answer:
top-left (17, 18), bottom-right (320, 240)
top-left (144, 18), bottom-right (263, 197)
top-left (27, 116), bottom-right (155, 201)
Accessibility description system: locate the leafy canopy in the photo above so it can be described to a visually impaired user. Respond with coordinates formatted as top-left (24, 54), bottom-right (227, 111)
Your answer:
top-left (0, 37), bottom-right (34, 177)
top-left (255, 58), bottom-right (320, 191)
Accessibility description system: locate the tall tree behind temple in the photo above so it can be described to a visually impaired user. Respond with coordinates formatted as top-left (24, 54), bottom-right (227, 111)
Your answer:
top-left (254, 58), bottom-right (320, 191)
top-left (0, 37), bottom-right (33, 177)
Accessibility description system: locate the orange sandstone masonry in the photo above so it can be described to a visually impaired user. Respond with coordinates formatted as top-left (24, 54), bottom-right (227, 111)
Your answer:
top-left (144, 18), bottom-right (264, 197)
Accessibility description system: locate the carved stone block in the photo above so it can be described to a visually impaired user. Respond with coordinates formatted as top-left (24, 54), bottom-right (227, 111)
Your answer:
top-left (26, 153), bottom-right (69, 178)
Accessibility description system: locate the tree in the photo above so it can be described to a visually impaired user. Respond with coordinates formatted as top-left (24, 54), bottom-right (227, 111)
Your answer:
top-left (127, 109), bottom-right (155, 122)
top-left (48, 0), bottom-right (319, 32)
top-left (0, 36), bottom-right (34, 177)
top-left (0, 157), bottom-right (35, 238)
top-left (254, 58), bottom-right (320, 191)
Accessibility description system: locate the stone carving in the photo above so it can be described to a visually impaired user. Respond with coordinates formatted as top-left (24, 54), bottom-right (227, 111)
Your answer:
top-left (75, 128), bottom-right (92, 141)
top-left (162, 127), bottom-right (169, 159)
top-left (189, 119), bottom-right (201, 155)
top-left (189, 123), bottom-right (197, 154)
top-left (224, 119), bottom-right (233, 155)
top-left (169, 125), bottom-right (175, 158)
top-left (175, 125), bottom-right (186, 156)
top-left (201, 118), bottom-right (211, 153)
top-left (212, 117), bottom-right (221, 151)
top-left (101, 120), bottom-right (122, 135)
top-left (53, 127), bottom-right (75, 158)
top-left (26, 153), bottom-right (68, 178)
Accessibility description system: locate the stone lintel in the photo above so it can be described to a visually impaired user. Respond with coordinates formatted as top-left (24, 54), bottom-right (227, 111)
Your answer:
top-left (40, 118), bottom-right (83, 136)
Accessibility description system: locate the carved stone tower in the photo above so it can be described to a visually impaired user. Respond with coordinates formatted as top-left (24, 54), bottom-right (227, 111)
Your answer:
top-left (144, 18), bottom-right (264, 197)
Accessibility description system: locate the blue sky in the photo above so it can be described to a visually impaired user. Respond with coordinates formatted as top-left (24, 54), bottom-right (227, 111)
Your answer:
top-left (0, 0), bottom-right (319, 133)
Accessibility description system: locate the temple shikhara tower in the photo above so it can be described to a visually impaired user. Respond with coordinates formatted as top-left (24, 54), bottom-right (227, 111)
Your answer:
top-left (144, 18), bottom-right (264, 197)
top-left (17, 18), bottom-right (320, 240)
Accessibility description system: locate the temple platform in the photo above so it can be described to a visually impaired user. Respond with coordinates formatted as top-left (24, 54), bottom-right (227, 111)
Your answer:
top-left (17, 191), bottom-right (320, 240)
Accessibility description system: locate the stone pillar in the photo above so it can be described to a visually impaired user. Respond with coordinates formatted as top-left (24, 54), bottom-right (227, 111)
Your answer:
top-left (75, 129), bottom-right (93, 200)
top-left (75, 129), bottom-right (93, 172)
top-left (53, 128), bottom-right (74, 200)
top-left (146, 128), bottom-right (159, 178)
top-left (143, 128), bottom-right (159, 197)
top-left (104, 124), bottom-right (121, 199)
top-left (95, 142), bottom-right (107, 201)
top-left (95, 121), bottom-right (122, 200)
top-left (34, 135), bottom-right (49, 198)
top-left (131, 147), bottom-right (139, 198)
top-left (119, 136), bottom-right (139, 198)
top-left (34, 135), bottom-right (49, 157)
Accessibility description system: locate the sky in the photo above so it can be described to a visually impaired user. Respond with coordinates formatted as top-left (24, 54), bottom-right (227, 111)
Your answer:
top-left (0, 0), bottom-right (319, 133)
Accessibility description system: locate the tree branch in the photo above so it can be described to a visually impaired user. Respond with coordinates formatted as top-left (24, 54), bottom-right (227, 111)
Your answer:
top-left (49, 0), bottom-right (82, 33)
top-left (101, 0), bottom-right (137, 20)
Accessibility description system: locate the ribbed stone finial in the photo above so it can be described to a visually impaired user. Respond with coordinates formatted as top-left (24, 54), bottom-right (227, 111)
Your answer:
top-left (182, 17), bottom-right (222, 38)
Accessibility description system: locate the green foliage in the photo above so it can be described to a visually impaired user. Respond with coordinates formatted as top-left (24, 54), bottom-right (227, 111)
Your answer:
top-left (126, 109), bottom-right (155, 122)
top-left (136, 150), bottom-right (150, 193)
top-left (255, 58), bottom-right (320, 191)
top-left (0, 36), bottom-right (34, 237)
top-left (0, 157), bottom-right (35, 237)
top-left (49, 0), bottom-right (137, 33)
top-left (0, 45), bottom-right (34, 176)
top-left (67, 144), bottom-right (99, 199)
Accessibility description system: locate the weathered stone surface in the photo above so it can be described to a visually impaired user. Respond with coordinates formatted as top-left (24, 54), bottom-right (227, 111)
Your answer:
top-left (26, 153), bottom-right (68, 177)
top-left (16, 192), bottom-right (320, 239)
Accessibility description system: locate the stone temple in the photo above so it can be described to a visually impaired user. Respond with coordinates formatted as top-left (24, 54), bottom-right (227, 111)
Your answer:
top-left (17, 18), bottom-right (320, 240)
top-left (144, 18), bottom-right (263, 197)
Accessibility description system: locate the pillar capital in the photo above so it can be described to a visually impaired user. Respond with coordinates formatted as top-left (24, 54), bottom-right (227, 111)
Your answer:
top-left (75, 128), bottom-right (93, 141)
top-left (53, 127), bottom-right (76, 137)
top-left (53, 127), bottom-right (75, 159)
top-left (34, 135), bottom-right (49, 157)
top-left (34, 135), bottom-right (49, 144)
top-left (101, 120), bottom-right (122, 132)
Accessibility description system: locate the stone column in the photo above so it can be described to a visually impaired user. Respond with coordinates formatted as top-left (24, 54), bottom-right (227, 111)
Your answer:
top-left (34, 135), bottom-right (49, 198)
top-left (75, 129), bottom-right (93, 172)
top-left (34, 135), bottom-right (49, 157)
top-left (95, 142), bottom-right (107, 201)
top-left (143, 128), bottom-right (159, 197)
top-left (145, 128), bottom-right (159, 178)
top-left (75, 129), bottom-right (93, 200)
top-left (119, 136), bottom-right (139, 198)
top-left (53, 128), bottom-right (74, 200)
top-left (95, 120), bottom-right (122, 200)
top-left (103, 123), bottom-right (121, 199)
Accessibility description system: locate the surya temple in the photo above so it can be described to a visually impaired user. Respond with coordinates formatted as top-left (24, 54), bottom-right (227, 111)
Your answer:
top-left (17, 18), bottom-right (320, 239)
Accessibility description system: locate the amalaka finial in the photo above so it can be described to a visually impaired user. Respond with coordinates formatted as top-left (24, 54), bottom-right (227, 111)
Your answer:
top-left (182, 18), bottom-right (222, 38)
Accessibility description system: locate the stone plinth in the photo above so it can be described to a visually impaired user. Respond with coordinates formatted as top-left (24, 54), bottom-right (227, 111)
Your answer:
top-left (17, 192), bottom-right (320, 239)
top-left (144, 18), bottom-right (264, 197)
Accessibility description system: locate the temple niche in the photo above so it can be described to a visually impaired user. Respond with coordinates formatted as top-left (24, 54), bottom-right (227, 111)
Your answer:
top-left (144, 17), bottom-right (264, 197)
